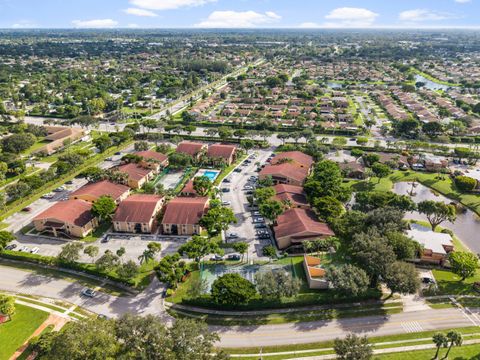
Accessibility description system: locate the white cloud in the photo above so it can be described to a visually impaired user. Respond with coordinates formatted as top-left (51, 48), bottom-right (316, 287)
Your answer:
top-left (454, 0), bottom-right (471, 3)
top-left (130, 0), bottom-right (216, 11)
top-left (12, 20), bottom-right (36, 28)
top-left (324, 7), bottom-right (379, 27)
top-left (298, 22), bottom-right (321, 28)
top-left (127, 23), bottom-right (140, 28)
top-left (196, 10), bottom-right (281, 28)
top-left (124, 8), bottom-right (158, 17)
top-left (399, 9), bottom-right (450, 22)
top-left (72, 19), bottom-right (119, 28)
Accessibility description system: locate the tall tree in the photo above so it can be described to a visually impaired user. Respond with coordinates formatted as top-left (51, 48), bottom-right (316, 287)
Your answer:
top-left (432, 333), bottom-right (448, 360)
top-left (417, 201), bottom-right (456, 231)
top-left (211, 273), bottom-right (257, 305)
top-left (199, 206), bottom-right (237, 238)
top-left (444, 331), bottom-right (463, 359)
top-left (57, 242), bottom-right (84, 263)
top-left (326, 265), bottom-right (370, 297)
top-left (334, 333), bottom-right (372, 360)
top-left (193, 175), bottom-right (212, 196)
top-left (83, 245), bottom-right (99, 262)
top-left (449, 251), bottom-right (478, 281)
top-left (91, 196), bottom-right (117, 222)
top-left (255, 271), bottom-right (300, 299)
top-left (384, 261), bottom-right (420, 295)
top-left (178, 235), bottom-right (222, 263)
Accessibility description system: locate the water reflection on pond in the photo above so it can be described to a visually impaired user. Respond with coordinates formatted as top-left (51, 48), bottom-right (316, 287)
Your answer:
top-left (393, 182), bottom-right (480, 254)
top-left (414, 74), bottom-right (450, 91)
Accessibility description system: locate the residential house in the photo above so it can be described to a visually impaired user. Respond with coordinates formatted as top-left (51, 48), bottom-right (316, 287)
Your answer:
top-left (135, 150), bottom-right (169, 171)
top-left (207, 144), bottom-right (237, 166)
top-left (161, 197), bottom-right (209, 235)
top-left (69, 180), bottom-right (130, 204)
top-left (34, 126), bottom-right (84, 155)
top-left (270, 151), bottom-right (314, 169)
top-left (407, 229), bottom-right (454, 265)
top-left (176, 141), bottom-right (206, 160)
top-left (338, 160), bottom-right (366, 179)
top-left (259, 162), bottom-right (310, 186)
top-left (274, 208), bottom-right (335, 250)
top-left (303, 255), bottom-right (329, 289)
top-left (117, 163), bottom-right (154, 189)
top-left (33, 199), bottom-right (98, 238)
top-left (113, 194), bottom-right (164, 234)
top-left (273, 184), bottom-right (309, 209)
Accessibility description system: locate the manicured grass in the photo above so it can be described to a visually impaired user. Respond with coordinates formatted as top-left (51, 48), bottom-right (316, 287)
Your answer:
top-left (375, 344), bottom-right (480, 359)
top-left (17, 298), bottom-right (66, 313)
top-left (167, 268), bottom-right (200, 304)
top-left (16, 324), bottom-right (54, 360)
top-left (214, 154), bottom-right (248, 186)
top-left (0, 303), bottom-right (49, 360)
top-left (429, 269), bottom-right (480, 296)
top-left (82, 221), bottom-right (111, 243)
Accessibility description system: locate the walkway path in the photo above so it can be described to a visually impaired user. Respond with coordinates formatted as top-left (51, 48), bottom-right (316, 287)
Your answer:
top-left (9, 313), bottom-right (68, 360)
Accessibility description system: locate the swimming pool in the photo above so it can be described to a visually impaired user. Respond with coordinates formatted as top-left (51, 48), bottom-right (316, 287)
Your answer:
top-left (196, 169), bottom-right (220, 182)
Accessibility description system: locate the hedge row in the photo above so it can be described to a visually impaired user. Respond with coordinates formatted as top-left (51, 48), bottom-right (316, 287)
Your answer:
top-left (0, 250), bottom-right (136, 288)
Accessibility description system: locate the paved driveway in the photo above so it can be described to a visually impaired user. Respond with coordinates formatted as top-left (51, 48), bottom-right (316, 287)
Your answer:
top-left (219, 149), bottom-right (274, 260)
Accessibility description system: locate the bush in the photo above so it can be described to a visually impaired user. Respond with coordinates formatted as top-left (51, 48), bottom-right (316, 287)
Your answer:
top-left (455, 175), bottom-right (477, 192)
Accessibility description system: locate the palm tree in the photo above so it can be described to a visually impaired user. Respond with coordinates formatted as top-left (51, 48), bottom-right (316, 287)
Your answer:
top-left (138, 249), bottom-right (154, 265)
top-left (443, 331), bottom-right (463, 359)
top-left (432, 333), bottom-right (448, 359)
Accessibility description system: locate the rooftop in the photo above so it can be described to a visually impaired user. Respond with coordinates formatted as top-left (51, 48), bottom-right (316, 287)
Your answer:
top-left (113, 194), bottom-right (163, 223)
top-left (162, 197), bottom-right (209, 225)
top-left (34, 199), bottom-right (94, 227)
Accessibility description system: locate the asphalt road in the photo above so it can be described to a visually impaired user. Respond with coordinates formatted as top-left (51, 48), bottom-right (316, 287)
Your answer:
top-left (213, 307), bottom-right (480, 348)
top-left (2, 265), bottom-right (480, 348)
top-left (0, 264), bottom-right (168, 320)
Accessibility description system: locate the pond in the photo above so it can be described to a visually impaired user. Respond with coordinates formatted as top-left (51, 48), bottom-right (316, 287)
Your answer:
top-left (414, 74), bottom-right (450, 91)
top-left (393, 182), bottom-right (480, 254)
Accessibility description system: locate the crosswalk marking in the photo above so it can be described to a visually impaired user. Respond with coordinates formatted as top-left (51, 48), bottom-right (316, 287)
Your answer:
top-left (401, 321), bottom-right (423, 333)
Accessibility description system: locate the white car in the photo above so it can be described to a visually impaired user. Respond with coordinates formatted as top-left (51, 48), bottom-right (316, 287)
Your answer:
top-left (30, 247), bottom-right (39, 254)
top-left (221, 201), bottom-right (231, 206)
top-left (227, 232), bottom-right (239, 238)
top-left (19, 246), bottom-right (29, 252)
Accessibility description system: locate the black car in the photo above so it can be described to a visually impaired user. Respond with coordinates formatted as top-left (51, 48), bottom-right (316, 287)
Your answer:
top-left (234, 168), bottom-right (242, 173)
top-left (221, 187), bottom-right (230, 193)
top-left (223, 178), bottom-right (231, 183)
top-left (257, 233), bottom-right (270, 239)
top-left (5, 244), bottom-right (17, 250)
top-left (227, 254), bottom-right (241, 261)
top-left (254, 223), bottom-right (266, 229)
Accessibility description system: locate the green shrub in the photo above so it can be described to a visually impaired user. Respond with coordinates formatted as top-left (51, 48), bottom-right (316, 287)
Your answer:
top-left (455, 175), bottom-right (477, 192)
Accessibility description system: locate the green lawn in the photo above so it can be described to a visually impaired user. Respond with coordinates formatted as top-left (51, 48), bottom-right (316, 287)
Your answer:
top-left (428, 269), bottom-right (480, 296)
top-left (82, 221), bottom-right (111, 243)
top-left (375, 344), bottom-right (480, 359)
top-left (0, 304), bottom-right (49, 360)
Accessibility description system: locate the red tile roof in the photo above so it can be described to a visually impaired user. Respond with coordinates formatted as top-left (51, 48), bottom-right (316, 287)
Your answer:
top-left (161, 197), bottom-right (209, 225)
top-left (271, 151), bottom-right (314, 168)
top-left (34, 199), bottom-right (94, 227)
top-left (260, 163), bottom-right (309, 183)
top-left (70, 180), bottom-right (130, 202)
top-left (176, 141), bottom-right (205, 156)
top-left (273, 184), bottom-right (309, 207)
top-left (113, 194), bottom-right (163, 223)
top-left (135, 150), bottom-right (168, 164)
top-left (274, 208), bottom-right (334, 241)
top-left (181, 179), bottom-right (197, 196)
top-left (207, 144), bottom-right (236, 160)
top-left (117, 163), bottom-right (153, 181)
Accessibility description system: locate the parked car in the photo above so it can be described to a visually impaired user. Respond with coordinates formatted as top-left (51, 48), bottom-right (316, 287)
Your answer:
top-left (234, 168), bottom-right (242, 173)
top-left (253, 217), bottom-right (265, 223)
top-left (65, 180), bottom-right (74, 185)
top-left (42, 193), bottom-right (54, 199)
top-left (21, 207), bottom-right (32, 212)
top-left (257, 233), bottom-right (270, 239)
top-left (422, 277), bottom-right (436, 284)
top-left (227, 232), bottom-right (238, 239)
top-left (223, 178), bottom-right (231, 183)
top-left (106, 157), bottom-right (113, 161)
top-left (221, 201), bottom-right (231, 206)
top-left (115, 151), bottom-right (122, 155)
top-left (221, 187), bottom-right (230, 193)
top-left (254, 223), bottom-right (266, 229)
top-left (82, 288), bottom-right (96, 298)
top-left (245, 190), bottom-right (253, 195)
top-left (100, 237), bottom-right (109, 243)
top-left (19, 246), bottom-right (29, 252)
top-left (227, 254), bottom-right (241, 261)
top-left (210, 254), bottom-right (223, 261)
top-left (252, 211), bottom-right (261, 216)
top-left (244, 185), bottom-right (253, 190)
top-left (5, 244), bottom-right (17, 250)
top-left (53, 186), bottom-right (65, 192)
top-left (30, 247), bottom-right (39, 254)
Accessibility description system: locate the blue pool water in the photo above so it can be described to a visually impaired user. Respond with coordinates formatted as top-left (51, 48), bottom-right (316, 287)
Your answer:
top-left (203, 170), bottom-right (219, 181)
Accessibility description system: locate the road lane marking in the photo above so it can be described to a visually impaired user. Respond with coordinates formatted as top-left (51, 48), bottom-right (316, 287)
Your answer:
top-left (401, 321), bottom-right (423, 333)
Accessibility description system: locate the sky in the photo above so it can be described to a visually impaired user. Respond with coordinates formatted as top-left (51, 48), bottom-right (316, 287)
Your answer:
top-left (0, 0), bottom-right (479, 29)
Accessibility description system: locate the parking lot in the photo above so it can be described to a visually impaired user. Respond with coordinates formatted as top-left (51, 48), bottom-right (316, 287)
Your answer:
top-left (8, 235), bottom-right (184, 263)
top-left (219, 148), bottom-right (275, 260)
